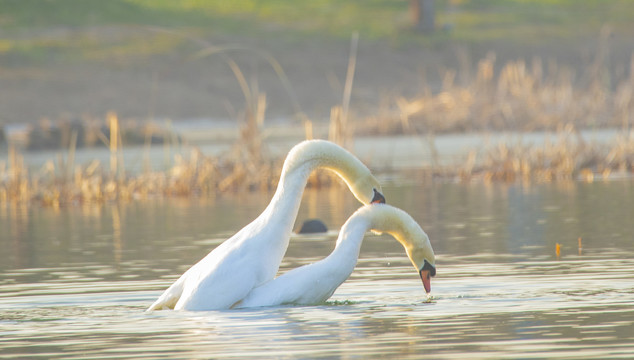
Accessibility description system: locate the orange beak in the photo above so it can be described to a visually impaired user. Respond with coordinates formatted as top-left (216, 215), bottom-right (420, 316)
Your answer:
top-left (419, 269), bottom-right (432, 294)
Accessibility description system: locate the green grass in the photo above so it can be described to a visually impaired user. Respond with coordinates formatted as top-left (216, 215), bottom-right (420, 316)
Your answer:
top-left (3, 0), bottom-right (633, 39)
top-left (0, 0), bottom-right (208, 28)
top-left (446, 0), bottom-right (634, 42)
top-left (0, 0), bottom-right (408, 36)
top-left (1, 1), bottom-right (633, 73)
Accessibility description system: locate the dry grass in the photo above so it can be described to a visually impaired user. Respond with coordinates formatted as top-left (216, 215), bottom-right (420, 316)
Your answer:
top-left (0, 107), bottom-right (339, 207)
top-left (458, 125), bottom-right (634, 183)
top-left (2, 118), bottom-right (632, 207)
top-left (363, 52), bottom-right (634, 135)
top-left (3, 48), bottom-right (634, 206)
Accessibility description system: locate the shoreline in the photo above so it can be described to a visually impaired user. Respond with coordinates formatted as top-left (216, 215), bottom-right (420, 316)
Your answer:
top-left (1, 125), bottom-right (632, 207)
top-left (5, 125), bottom-right (628, 172)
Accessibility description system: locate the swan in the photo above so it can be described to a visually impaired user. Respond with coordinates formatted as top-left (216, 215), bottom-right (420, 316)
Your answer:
top-left (234, 204), bottom-right (436, 308)
top-left (147, 140), bottom-right (385, 311)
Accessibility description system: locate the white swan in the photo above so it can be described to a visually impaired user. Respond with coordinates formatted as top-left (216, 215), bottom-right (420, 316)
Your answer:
top-left (147, 140), bottom-right (385, 311)
top-left (234, 204), bottom-right (436, 308)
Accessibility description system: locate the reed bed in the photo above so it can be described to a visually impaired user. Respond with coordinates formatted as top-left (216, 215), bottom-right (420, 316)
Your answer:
top-left (3, 50), bottom-right (634, 206)
top-left (459, 125), bottom-right (634, 183)
top-left (0, 147), bottom-right (278, 207)
top-left (0, 110), bottom-right (341, 207)
top-left (364, 53), bottom-right (634, 135)
top-left (2, 122), bottom-right (633, 207)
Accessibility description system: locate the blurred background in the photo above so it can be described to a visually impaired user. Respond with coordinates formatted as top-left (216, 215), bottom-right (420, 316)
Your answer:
top-left (2, 4), bottom-right (634, 358)
top-left (1, 0), bottom-right (633, 146)
top-left (1, 0), bottom-right (633, 202)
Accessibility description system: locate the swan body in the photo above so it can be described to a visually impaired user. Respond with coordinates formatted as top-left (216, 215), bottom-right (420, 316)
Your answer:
top-left (147, 140), bottom-right (384, 311)
top-left (235, 204), bottom-right (436, 308)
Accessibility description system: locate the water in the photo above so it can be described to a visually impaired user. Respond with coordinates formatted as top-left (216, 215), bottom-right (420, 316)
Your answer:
top-left (1, 181), bottom-right (633, 359)
top-left (8, 128), bottom-right (625, 174)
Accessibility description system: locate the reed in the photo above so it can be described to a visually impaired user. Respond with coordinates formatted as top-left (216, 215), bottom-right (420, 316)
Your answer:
top-left (328, 32), bottom-right (359, 150)
top-left (364, 52), bottom-right (634, 135)
top-left (459, 125), bottom-right (634, 183)
top-left (3, 50), bottom-right (634, 206)
top-left (2, 124), bottom-right (633, 207)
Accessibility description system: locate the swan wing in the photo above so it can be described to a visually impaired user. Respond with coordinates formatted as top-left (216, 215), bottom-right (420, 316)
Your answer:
top-left (175, 244), bottom-right (258, 310)
top-left (174, 223), bottom-right (287, 310)
top-left (147, 274), bottom-right (186, 311)
top-left (236, 261), bottom-right (337, 308)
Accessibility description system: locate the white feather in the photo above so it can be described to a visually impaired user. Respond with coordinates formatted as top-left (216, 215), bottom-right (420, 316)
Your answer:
top-left (235, 204), bottom-right (435, 308)
top-left (147, 140), bottom-right (382, 311)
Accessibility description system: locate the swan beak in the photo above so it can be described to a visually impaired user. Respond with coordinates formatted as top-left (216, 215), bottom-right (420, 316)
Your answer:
top-left (419, 269), bottom-right (432, 294)
top-left (371, 189), bottom-right (386, 204)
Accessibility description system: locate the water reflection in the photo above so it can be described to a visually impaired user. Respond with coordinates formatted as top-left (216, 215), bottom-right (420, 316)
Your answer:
top-left (1, 180), bottom-right (633, 358)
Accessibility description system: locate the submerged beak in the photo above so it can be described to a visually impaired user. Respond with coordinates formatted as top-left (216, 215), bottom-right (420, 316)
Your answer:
top-left (419, 269), bottom-right (432, 294)
top-left (371, 189), bottom-right (386, 204)
top-left (419, 260), bottom-right (436, 294)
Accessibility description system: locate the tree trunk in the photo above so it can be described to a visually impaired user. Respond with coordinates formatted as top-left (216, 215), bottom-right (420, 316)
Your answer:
top-left (411, 0), bottom-right (435, 33)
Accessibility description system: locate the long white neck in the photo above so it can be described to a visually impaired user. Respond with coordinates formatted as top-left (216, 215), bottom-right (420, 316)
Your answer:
top-left (244, 139), bottom-right (378, 278)
top-left (320, 215), bottom-right (371, 285)
top-left (260, 161), bottom-right (314, 232)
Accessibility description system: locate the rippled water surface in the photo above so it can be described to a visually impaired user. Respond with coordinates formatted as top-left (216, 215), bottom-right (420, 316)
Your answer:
top-left (1, 181), bottom-right (633, 359)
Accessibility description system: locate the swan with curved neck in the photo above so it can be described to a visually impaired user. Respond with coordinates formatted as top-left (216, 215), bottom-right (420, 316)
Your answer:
top-left (147, 140), bottom-right (385, 311)
top-left (235, 204), bottom-right (436, 308)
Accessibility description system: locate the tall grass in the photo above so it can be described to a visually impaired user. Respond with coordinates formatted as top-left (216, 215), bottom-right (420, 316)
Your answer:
top-left (365, 51), bottom-right (634, 135)
top-left (328, 32), bottom-right (359, 150)
top-left (2, 115), bottom-right (633, 207)
top-left (3, 48), bottom-right (634, 206)
top-left (459, 124), bottom-right (634, 183)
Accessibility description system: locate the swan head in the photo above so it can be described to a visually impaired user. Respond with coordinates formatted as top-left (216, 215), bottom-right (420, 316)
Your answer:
top-left (283, 140), bottom-right (385, 205)
top-left (364, 204), bottom-right (436, 293)
top-left (350, 175), bottom-right (385, 205)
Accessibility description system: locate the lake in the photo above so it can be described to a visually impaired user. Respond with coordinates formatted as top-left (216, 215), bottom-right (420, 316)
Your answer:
top-left (9, 128), bottom-right (624, 174)
top-left (1, 180), bottom-right (633, 359)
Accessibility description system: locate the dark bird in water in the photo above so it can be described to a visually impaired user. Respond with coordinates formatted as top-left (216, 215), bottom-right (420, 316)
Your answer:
top-left (297, 219), bottom-right (328, 234)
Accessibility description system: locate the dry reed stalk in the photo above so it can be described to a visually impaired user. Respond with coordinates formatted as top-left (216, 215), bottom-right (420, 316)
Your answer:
top-left (341, 32), bottom-right (359, 133)
top-left (366, 50), bottom-right (634, 136)
top-left (4, 144), bottom-right (30, 203)
top-left (4, 48), bottom-right (634, 206)
top-left (66, 130), bottom-right (77, 182)
top-left (304, 119), bottom-right (314, 140)
top-left (2, 126), bottom-right (634, 207)
top-left (328, 106), bottom-right (348, 147)
top-left (108, 112), bottom-right (119, 175)
top-left (327, 32), bottom-right (359, 150)
top-left (460, 125), bottom-right (634, 183)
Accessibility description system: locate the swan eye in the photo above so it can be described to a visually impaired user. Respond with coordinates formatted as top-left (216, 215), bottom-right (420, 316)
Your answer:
top-left (371, 189), bottom-right (386, 204)
top-left (422, 259), bottom-right (436, 277)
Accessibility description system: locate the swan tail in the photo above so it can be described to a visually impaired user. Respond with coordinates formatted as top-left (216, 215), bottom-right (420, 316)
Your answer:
top-left (147, 276), bottom-right (185, 311)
